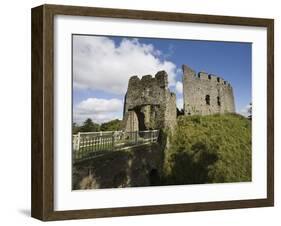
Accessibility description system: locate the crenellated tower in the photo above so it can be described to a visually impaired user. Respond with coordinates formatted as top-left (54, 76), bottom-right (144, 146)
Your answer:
top-left (123, 71), bottom-right (177, 132)
top-left (182, 64), bottom-right (235, 116)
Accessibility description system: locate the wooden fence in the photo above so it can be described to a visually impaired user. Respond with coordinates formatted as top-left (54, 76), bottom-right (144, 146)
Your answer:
top-left (73, 130), bottom-right (159, 161)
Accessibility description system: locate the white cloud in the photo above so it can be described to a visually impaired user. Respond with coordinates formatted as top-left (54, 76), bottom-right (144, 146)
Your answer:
top-left (74, 98), bottom-right (123, 124)
top-left (239, 103), bottom-right (252, 117)
top-left (175, 81), bottom-right (183, 94)
top-left (73, 36), bottom-right (178, 95)
top-left (176, 98), bottom-right (183, 110)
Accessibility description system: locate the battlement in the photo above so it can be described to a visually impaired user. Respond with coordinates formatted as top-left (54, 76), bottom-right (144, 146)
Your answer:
top-left (155, 71), bottom-right (168, 88)
top-left (198, 72), bottom-right (209, 80)
top-left (183, 65), bottom-right (232, 89)
top-left (128, 75), bottom-right (140, 85)
top-left (128, 71), bottom-right (168, 90)
top-left (182, 64), bottom-right (235, 115)
top-left (141, 74), bottom-right (153, 81)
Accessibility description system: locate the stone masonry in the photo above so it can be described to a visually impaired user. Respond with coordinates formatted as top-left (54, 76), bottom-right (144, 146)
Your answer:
top-left (123, 71), bottom-right (177, 132)
top-left (182, 64), bottom-right (235, 115)
top-left (123, 64), bottom-right (235, 132)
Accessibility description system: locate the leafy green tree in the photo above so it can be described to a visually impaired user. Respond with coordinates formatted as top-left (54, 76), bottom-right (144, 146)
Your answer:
top-left (79, 118), bottom-right (100, 132)
top-left (100, 119), bottom-right (122, 131)
top-left (72, 122), bottom-right (80, 134)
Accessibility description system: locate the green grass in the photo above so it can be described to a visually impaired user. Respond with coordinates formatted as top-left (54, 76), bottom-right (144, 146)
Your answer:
top-left (164, 113), bottom-right (252, 185)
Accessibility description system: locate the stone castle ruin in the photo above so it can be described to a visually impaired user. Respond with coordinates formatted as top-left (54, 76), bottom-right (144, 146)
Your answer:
top-left (182, 64), bottom-right (235, 116)
top-left (123, 64), bottom-right (235, 131)
top-left (72, 65), bottom-right (236, 189)
top-left (123, 71), bottom-right (177, 132)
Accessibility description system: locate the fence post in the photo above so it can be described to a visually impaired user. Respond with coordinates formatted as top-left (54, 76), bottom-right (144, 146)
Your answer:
top-left (77, 132), bottom-right (81, 148)
top-left (77, 132), bottom-right (81, 160)
top-left (112, 133), bottom-right (115, 148)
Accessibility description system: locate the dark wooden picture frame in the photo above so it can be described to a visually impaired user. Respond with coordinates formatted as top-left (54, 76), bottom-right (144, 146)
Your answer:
top-left (31, 4), bottom-right (274, 221)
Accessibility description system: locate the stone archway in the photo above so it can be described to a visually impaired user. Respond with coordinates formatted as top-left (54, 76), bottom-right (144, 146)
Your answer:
top-left (133, 107), bottom-right (147, 131)
top-left (123, 106), bottom-right (151, 132)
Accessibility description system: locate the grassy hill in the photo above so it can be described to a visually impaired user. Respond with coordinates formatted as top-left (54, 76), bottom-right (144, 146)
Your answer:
top-left (163, 113), bottom-right (252, 185)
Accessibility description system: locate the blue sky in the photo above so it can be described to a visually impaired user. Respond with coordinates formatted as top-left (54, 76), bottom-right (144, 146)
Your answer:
top-left (73, 35), bottom-right (252, 124)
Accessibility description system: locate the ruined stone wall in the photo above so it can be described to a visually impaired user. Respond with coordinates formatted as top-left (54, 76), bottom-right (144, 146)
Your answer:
top-left (123, 71), bottom-right (177, 132)
top-left (182, 64), bottom-right (235, 116)
top-left (73, 143), bottom-right (164, 189)
top-left (122, 64), bottom-right (235, 130)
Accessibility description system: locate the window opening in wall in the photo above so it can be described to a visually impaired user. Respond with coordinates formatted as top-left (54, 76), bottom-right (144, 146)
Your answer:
top-left (217, 96), bottom-right (221, 106)
top-left (205, 95), bottom-right (210, 105)
top-left (133, 107), bottom-right (146, 131)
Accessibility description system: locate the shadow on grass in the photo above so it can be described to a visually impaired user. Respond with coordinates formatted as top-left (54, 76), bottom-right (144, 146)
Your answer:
top-left (165, 142), bottom-right (218, 185)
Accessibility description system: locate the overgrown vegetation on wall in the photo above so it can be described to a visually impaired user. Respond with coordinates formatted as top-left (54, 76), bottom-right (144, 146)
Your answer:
top-left (163, 113), bottom-right (252, 185)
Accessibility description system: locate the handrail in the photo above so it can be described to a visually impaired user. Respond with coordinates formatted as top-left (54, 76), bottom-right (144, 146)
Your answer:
top-left (73, 130), bottom-right (159, 161)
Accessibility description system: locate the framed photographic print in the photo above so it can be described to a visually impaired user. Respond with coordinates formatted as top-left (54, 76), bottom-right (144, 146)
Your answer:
top-left (31, 4), bottom-right (274, 221)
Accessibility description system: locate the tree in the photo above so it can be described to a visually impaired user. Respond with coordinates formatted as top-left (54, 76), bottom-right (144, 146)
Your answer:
top-left (100, 119), bottom-right (122, 131)
top-left (72, 122), bottom-right (80, 134)
top-left (80, 118), bottom-right (100, 132)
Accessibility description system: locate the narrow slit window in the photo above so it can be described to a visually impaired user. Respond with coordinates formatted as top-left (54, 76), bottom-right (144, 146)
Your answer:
top-left (217, 96), bottom-right (221, 106)
top-left (205, 95), bottom-right (210, 105)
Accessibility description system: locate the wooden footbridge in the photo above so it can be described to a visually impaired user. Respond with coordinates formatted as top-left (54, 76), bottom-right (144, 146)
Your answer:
top-left (73, 130), bottom-right (159, 162)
